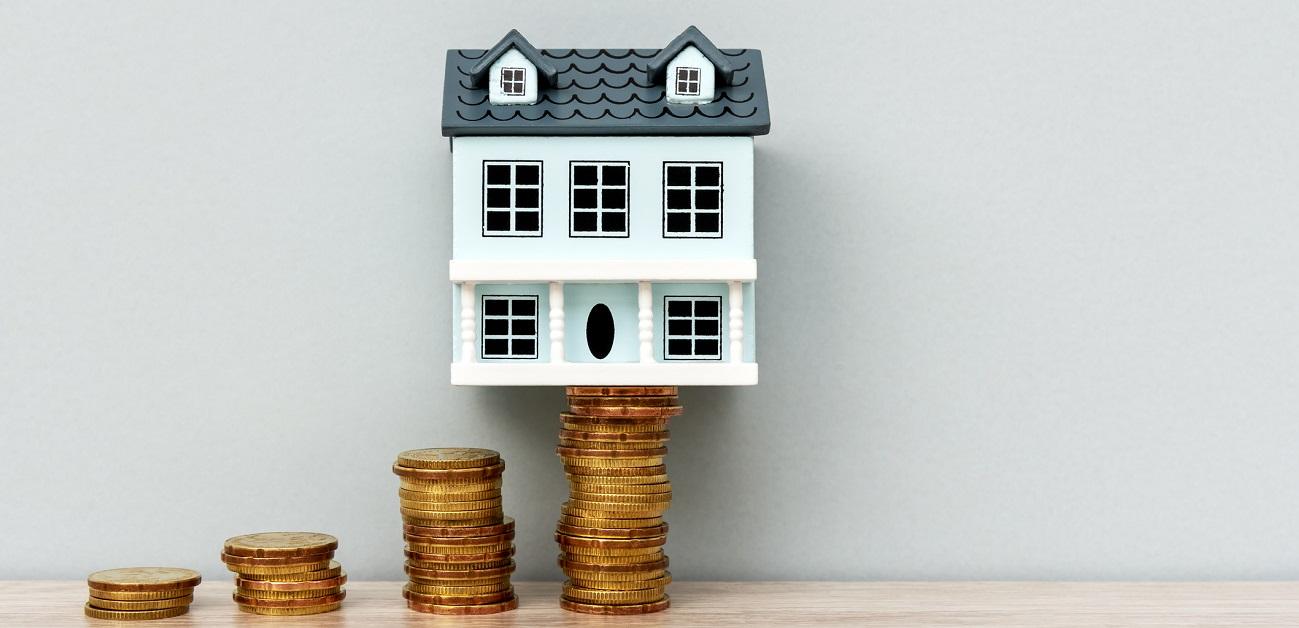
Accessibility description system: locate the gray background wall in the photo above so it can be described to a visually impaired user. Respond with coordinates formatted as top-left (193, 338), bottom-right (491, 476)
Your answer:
top-left (2, 0), bottom-right (1298, 581)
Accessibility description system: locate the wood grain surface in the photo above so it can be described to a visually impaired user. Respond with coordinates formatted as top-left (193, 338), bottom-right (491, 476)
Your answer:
top-left (3, 581), bottom-right (1298, 626)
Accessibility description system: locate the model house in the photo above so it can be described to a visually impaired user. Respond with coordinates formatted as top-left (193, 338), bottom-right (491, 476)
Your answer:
top-left (442, 27), bottom-right (769, 385)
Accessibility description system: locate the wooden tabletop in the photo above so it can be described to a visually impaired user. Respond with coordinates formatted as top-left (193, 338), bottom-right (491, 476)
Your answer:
top-left (3, 581), bottom-right (1298, 626)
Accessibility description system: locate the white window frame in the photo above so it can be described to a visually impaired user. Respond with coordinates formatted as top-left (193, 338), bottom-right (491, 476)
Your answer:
top-left (663, 296), bottom-right (722, 361)
top-left (569, 161), bottom-right (630, 237)
top-left (481, 295), bottom-right (539, 359)
top-left (500, 67), bottom-right (526, 96)
top-left (482, 161), bottom-right (543, 237)
top-left (675, 67), bottom-right (700, 96)
top-left (662, 161), bottom-right (722, 238)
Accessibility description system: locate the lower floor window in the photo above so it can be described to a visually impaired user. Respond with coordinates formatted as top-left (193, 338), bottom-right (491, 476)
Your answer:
top-left (663, 296), bottom-right (721, 360)
top-left (482, 295), bottom-right (538, 359)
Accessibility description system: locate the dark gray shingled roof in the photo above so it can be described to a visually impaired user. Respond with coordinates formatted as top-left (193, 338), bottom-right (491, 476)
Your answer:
top-left (442, 27), bottom-right (769, 137)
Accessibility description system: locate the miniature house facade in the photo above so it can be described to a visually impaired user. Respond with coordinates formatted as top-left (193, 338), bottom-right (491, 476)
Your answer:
top-left (442, 27), bottom-right (770, 385)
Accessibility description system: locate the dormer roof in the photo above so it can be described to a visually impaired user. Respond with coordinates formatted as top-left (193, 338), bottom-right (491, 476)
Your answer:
top-left (466, 29), bottom-right (559, 88)
top-left (645, 26), bottom-right (736, 86)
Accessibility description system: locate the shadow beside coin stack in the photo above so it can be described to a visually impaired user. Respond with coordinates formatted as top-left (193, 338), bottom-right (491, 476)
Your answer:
top-left (221, 532), bottom-right (347, 616)
top-left (85, 567), bottom-right (201, 620)
top-left (556, 386), bottom-right (678, 615)
top-left (393, 447), bottom-right (518, 615)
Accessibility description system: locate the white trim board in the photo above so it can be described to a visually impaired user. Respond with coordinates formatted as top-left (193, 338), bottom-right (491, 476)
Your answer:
top-left (450, 259), bottom-right (757, 282)
top-left (450, 362), bottom-right (758, 386)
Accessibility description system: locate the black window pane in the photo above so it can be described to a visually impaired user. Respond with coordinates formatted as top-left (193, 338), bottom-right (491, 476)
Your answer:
top-left (515, 165), bottom-right (540, 185)
top-left (665, 213), bottom-right (691, 233)
top-left (573, 188), bottom-right (598, 209)
top-left (484, 299), bottom-right (509, 315)
top-left (511, 299), bottom-right (536, 316)
top-left (484, 338), bottom-right (509, 356)
top-left (695, 213), bottom-right (720, 234)
top-left (601, 189), bottom-right (625, 210)
top-left (514, 211), bottom-right (539, 232)
top-left (694, 300), bottom-right (719, 317)
top-left (666, 166), bottom-right (691, 186)
top-left (514, 187), bottom-right (540, 209)
top-left (512, 318), bottom-right (536, 336)
top-left (601, 212), bottom-right (626, 233)
top-left (486, 165), bottom-right (511, 184)
top-left (511, 339), bottom-right (536, 356)
top-left (573, 211), bottom-right (598, 232)
top-left (667, 339), bottom-right (692, 356)
top-left (694, 189), bottom-right (719, 210)
top-left (695, 166), bottom-right (720, 186)
top-left (485, 211), bottom-right (511, 232)
top-left (694, 339), bottom-right (719, 357)
top-left (486, 188), bottom-right (511, 208)
top-left (668, 319), bottom-right (692, 335)
top-left (484, 319), bottom-right (509, 335)
top-left (666, 189), bottom-right (692, 209)
top-left (573, 165), bottom-right (598, 185)
top-left (667, 300), bottom-right (692, 317)
top-left (695, 320), bottom-right (719, 336)
top-left (602, 165), bottom-right (626, 186)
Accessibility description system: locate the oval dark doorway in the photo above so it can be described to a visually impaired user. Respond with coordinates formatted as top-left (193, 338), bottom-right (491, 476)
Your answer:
top-left (585, 304), bottom-right (615, 359)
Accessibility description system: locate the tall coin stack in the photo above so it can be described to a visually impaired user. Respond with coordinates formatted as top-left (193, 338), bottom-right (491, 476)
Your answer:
top-left (392, 448), bottom-right (518, 615)
top-left (555, 386), bottom-right (678, 615)
top-left (84, 567), bottom-right (201, 621)
top-left (221, 532), bottom-right (347, 616)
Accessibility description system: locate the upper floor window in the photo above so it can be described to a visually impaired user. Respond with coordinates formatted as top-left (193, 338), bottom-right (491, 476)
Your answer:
top-left (663, 162), bottom-right (722, 238)
top-left (675, 67), bottom-right (701, 96)
top-left (570, 162), bottom-right (629, 237)
top-left (500, 67), bottom-right (526, 96)
top-left (483, 161), bottom-right (542, 237)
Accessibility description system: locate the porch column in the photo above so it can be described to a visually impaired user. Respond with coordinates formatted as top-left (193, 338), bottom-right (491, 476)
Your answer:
top-left (459, 282), bottom-right (476, 363)
top-left (549, 281), bottom-right (565, 363)
top-left (638, 281), bottom-right (653, 363)
top-left (728, 281), bottom-right (744, 363)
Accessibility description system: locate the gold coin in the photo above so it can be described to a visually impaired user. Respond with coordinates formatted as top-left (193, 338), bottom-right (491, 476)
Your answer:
top-left (561, 456), bottom-right (666, 469)
top-left (406, 540), bottom-right (513, 555)
top-left (560, 568), bottom-right (669, 582)
top-left (403, 517), bottom-right (514, 539)
top-left (568, 396), bottom-right (678, 407)
top-left (233, 590), bottom-right (346, 608)
top-left (405, 580), bottom-right (511, 595)
top-left (557, 522), bottom-right (668, 539)
top-left (403, 515), bottom-right (503, 528)
top-left (406, 595), bottom-right (518, 615)
top-left (566, 386), bottom-right (678, 396)
top-left (558, 445), bottom-right (667, 458)
top-left (565, 463), bottom-right (667, 477)
top-left (560, 556), bottom-right (668, 572)
top-left (392, 462), bottom-right (504, 481)
top-left (237, 601), bottom-right (341, 615)
top-left (398, 487), bottom-right (500, 502)
top-left (228, 559), bottom-right (331, 576)
top-left (84, 603), bottom-right (189, 620)
top-left (560, 550), bottom-right (665, 564)
top-left (402, 585), bottom-right (514, 606)
top-left (86, 593), bottom-right (193, 611)
top-left (397, 447), bottom-right (501, 470)
top-left (555, 533), bottom-right (667, 549)
top-left (560, 596), bottom-right (670, 615)
top-left (237, 561), bottom-right (342, 582)
top-left (569, 475), bottom-right (669, 487)
top-left (558, 514), bottom-right (664, 529)
top-left (562, 584), bottom-right (667, 604)
top-left (400, 496), bottom-right (502, 511)
top-left (85, 587), bottom-right (194, 601)
top-left (223, 531), bottom-right (338, 558)
top-left (569, 572), bottom-right (672, 590)
top-left (406, 558), bottom-right (512, 571)
top-left (561, 545), bottom-right (664, 558)
top-left (559, 439), bottom-right (666, 451)
top-left (562, 421), bottom-right (668, 434)
top-left (407, 574), bottom-right (512, 587)
top-left (399, 478), bottom-right (502, 492)
top-left (571, 480), bottom-right (671, 493)
top-left (400, 505), bottom-right (503, 520)
top-left (403, 530), bottom-right (514, 546)
top-left (404, 547), bottom-right (514, 563)
top-left (405, 559), bottom-right (515, 581)
top-left (86, 567), bottom-right (202, 592)
top-left (237, 586), bottom-right (342, 600)
top-left (559, 429), bottom-right (670, 442)
top-left (236, 572), bottom-right (347, 591)
top-left (571, 491), bottom-right (672, 503)
top-left (563, 503), bottom-right (670, 518)
top-left (566, 405), bottom-right (682, 418)
top-left (221, 550), bottom-right (333, 567)
top-left (561, 411), bottom-right (672, 425)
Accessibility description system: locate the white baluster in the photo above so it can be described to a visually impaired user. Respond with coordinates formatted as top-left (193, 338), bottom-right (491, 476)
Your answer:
top-left (729, 281), bottom-right (744, 363)
top-left (460, 282), bottom-right (475, 363)
top-left (638, 281), bottom-right (653, 363)
top-left (549, 282), bottom-right (565, 363)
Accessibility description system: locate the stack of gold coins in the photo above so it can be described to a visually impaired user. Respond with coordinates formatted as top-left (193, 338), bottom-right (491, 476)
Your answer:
top-left (221, 532), bottom-right (347, 616)
top-left (85, 567), bottom-right (201, 620)
top-left (393, 448), bottom-right (518, 615)
top-left (555, 386), bottom-right (678, 615)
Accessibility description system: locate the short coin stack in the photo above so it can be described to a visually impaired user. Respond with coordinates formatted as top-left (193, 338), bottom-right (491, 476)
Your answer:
top-left (222, 532), bottom-right (347, 616)
top-left (556, 386), bottom-right (678, 615)
top-left (85, 567), bottom-right (200, 620)
top-left (392, 447), bottom-right (518, 615)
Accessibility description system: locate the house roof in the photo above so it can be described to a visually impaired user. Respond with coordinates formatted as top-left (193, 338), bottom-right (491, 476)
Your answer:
top-left (465, 29), bottom-right (559, 88)
top-left (442, 27), bottom-right (769, 137)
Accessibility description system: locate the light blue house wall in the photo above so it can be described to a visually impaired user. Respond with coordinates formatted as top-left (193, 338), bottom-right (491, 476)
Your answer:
top-left (451, 136), bottom-right (754, 261)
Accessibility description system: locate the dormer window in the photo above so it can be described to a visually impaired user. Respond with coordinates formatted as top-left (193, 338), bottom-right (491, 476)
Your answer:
top-left (675, 68), bottom-right (700, 96)
top-left (500, 67), bottom-right (526, 96)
